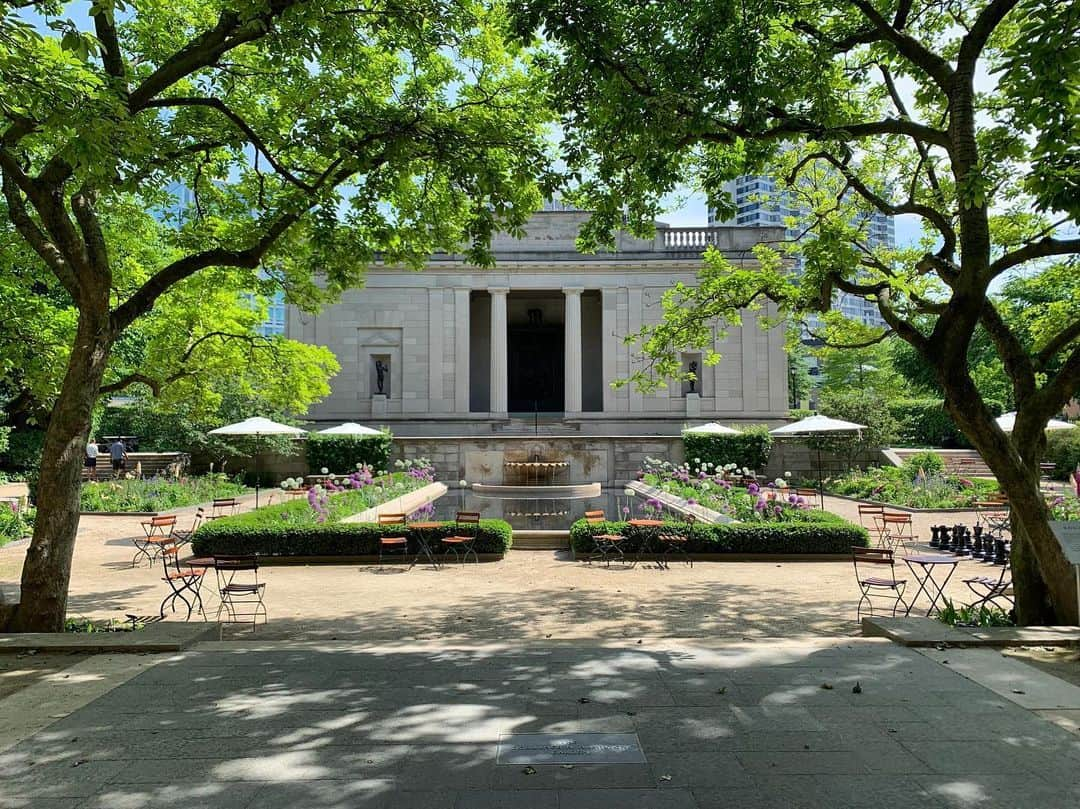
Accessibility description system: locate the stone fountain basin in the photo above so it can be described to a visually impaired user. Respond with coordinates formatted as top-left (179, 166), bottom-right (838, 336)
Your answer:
top-left (471, 483), bottom-right (602, 499)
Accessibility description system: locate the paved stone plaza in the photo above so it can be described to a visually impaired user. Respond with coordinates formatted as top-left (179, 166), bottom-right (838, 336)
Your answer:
top-left (2, 638), bottom-right (1079, 809)
top-left (0, 495), bottom-right (1009, 642)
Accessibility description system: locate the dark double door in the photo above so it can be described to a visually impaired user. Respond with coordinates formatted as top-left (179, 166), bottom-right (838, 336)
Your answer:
top-left (508, 325), bottom-right (564, 412)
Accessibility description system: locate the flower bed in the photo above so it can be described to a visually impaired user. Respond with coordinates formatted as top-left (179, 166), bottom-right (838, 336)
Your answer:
top-left (824, 465), bottom-right (998, 509)
top-left (208, 466), bottom-right (432, 530)
top-left (192, 519), bottom-right (512, 558)
top-left (0, 502), bottom-right (33, 546)
top-left (635, 457), bottom-right (810, 522)
top-left (570, 511), bottom-right (867, 555)
top-left (80, 474), bottom-right (247, 513)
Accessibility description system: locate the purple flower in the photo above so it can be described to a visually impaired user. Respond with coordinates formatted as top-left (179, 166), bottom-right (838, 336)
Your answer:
top-left (686, 498), bottom-right (697, 506)
top-left (747, 483), bottom-right (760, 495)
top-left (622, 506), bottom-right (630, 515)
top-left (773, 505), bottom-right (783, 516)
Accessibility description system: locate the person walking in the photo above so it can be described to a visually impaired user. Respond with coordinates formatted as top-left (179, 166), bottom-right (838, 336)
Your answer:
top-left (108, 438), bottom-right (127, 478)
top-left (85, 438), bottom-right (99, 480)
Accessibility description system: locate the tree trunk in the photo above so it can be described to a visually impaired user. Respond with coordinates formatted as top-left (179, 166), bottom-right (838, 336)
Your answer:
top-left (7, 317), bottom-right (111, 632)
top-left (960, 422), bottom-right (1078, 625)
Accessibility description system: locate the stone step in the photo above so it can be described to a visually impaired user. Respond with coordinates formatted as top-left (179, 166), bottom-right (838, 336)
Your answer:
top-left (513, 531), bottom-right (570, 551)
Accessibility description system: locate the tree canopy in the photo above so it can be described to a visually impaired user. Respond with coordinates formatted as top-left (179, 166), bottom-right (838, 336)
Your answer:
top-left (0, 0), bottom-right (553, 631)
top-left (516, 0), bottom-right (1080, 622)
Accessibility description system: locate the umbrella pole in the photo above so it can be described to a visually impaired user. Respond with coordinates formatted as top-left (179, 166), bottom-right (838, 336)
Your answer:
top-left (255, 433), bottom-right (261, 509)
top-left (817, 446), bottom-right (824, 510)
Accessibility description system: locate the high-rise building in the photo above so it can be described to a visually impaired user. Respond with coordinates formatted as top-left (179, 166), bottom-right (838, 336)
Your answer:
top-left (709, 176), bottom-right (895, 329)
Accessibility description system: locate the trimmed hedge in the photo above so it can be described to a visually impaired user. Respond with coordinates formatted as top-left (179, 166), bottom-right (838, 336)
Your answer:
top-left (570, 512), bottom-right (868, 555)
top-left (683, 425), bottom-right (773, 471)
top-left (888, 398), bottom-right (1004, 449)
top-left (306, 433), bottom-right (392, 474)
top-left (192, 518), bottom-right (512, 558)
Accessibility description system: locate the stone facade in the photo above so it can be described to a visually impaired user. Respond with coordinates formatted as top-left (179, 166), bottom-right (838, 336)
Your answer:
top-left (290, 212), bottom-right (790, 438)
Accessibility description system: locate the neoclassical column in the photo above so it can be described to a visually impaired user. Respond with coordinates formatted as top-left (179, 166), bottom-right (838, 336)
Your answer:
top-left (563, 287), bottom-right (583, 414)
top-left (489, 287), bottom-right (508, 415)
top-left (454, 288), bottom-right (471, 414)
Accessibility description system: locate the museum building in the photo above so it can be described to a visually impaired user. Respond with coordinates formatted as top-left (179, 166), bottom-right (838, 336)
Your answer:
top-left (287, 211), bottom-right (789, 440)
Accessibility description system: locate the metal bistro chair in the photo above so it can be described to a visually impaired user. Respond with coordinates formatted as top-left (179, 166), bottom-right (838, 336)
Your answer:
top-left (795, 487), bottom-right (821, 508)
top-left (377, 513), bottom-right (409, 567)
top-left (441, 511), bottom-right (481, 564)
top-left (657, 514), bottom-right (694, 568)
top-left (213, 555), bottom-right (267, 627)
top-left (878, 512), bottom-right (915, 551)
top-left (210, 497), bottom-right (241, 520)
top-left (852, 546), bottom-right (909, 620)
top-left (171, 507), bottom-right (205, 549)
top-left (857, 504), bottom-right (886, 544)
top-left (132, 514), bottom-right (178, 567)
top-left (582, 510), bottom-right (627, 566)
top-left (964, 565), bottom-right (1015, 611)
top-left (159, 545), bottom-right (206, 620)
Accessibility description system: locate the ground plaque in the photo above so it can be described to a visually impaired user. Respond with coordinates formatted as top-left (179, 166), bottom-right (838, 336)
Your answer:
top-left (496, 733), bottom-right (646, 765)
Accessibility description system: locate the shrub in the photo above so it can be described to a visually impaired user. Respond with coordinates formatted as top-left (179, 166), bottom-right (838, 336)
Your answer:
top-left (683, 425), bottom-right (772, 472)
top-left (901, 450), bottom-right (946, 478)
top-left (888, 398), bottom-right (1004, 448)
top-left (192, 518), bottom-right (512, 557)
top-left (0, 428), bottom-right (44, 472)
top-left (306, 433), bottom-right (392, 474)
top-left (1044, 430), bottom-right (1080, 480)
top-left (569, 511), bottom-right (867, 555)
top-left (0, 426), bottom-right (8, 456)
top-left (810, 390), bottom-right (898, 465)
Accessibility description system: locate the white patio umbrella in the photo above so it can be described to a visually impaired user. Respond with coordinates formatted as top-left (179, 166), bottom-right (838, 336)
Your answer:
top-left (208, 417), bottom-right (307, 507)
top-left (771, 415), bottom-right (867, 509)
top-left (996, 411), bottom-right (1076, 433)
top-left (316, 423), bottom-right (385, 436)
top-left (682, 422), bottom-right (742, 435)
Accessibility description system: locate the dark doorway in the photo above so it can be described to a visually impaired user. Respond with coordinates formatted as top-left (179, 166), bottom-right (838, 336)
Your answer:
top-left (508, 313), bottom-right (564, 412)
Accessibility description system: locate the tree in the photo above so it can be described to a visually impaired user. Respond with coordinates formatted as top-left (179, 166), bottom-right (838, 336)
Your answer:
top-left (0, 1), bottom-right (550, 631)
top-left (516, 0), bottom-right (1080, 622)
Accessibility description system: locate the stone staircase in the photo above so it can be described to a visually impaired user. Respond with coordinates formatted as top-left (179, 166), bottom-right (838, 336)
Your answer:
top-left (84, 452), bottom-right (190, 481)
top-left (887, 448), bottom-right (995, 479)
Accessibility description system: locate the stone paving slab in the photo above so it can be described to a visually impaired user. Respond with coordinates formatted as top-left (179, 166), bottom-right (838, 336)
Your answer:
top-left (917, 647), bottom-right (1080, 711)
top-left (862, 616), bottom-right (1080, 647)
top-left (1, 638), bottom-right (1079, 807)
top-left (0, 622), bottom-right (218, 653)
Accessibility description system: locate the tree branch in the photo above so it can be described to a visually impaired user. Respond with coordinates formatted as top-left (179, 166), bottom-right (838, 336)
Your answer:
top-left (989, 237), bottom-right (1080, 276)
top-left (790, 150), bottom-right (957, 255)
top-left (980, 299), bottom-right (1037, 404)
top-left (0, 163), bottom-right (80, 298)
top-left (128, 2), bottom-right (301, 112)
top-left (848, 0), bottom-right (955, 88)
top-left (141, 97), bottom-right (313, 191)
top-left (92, 2), bottom-right (128, 87)
top-left (959, 0), bottom-right (1021, 70)
top-left (1036, 320), bottom-right (1080, 370)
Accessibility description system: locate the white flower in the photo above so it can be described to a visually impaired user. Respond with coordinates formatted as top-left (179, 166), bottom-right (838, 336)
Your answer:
top-left (356, 463), bottom-right (364, 470)
top-left (693, 457), bottom-right (701, 464)
top-left (279, 480), bottom-right (289, 489)
top-left (320, 467), bottom-right (329, 475)
top-left (784, 471), bottom-right (792, 478)
top-left (394, 459), bottom-right (404, 468)
top-left (775, 478), bottom-right (788, 488)
top-left (459, 479), bottom-right (469, 487)
top-left (624, 488), bottom-right (635, 497)
top-left (701, 482), bottom-right (710, 491)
